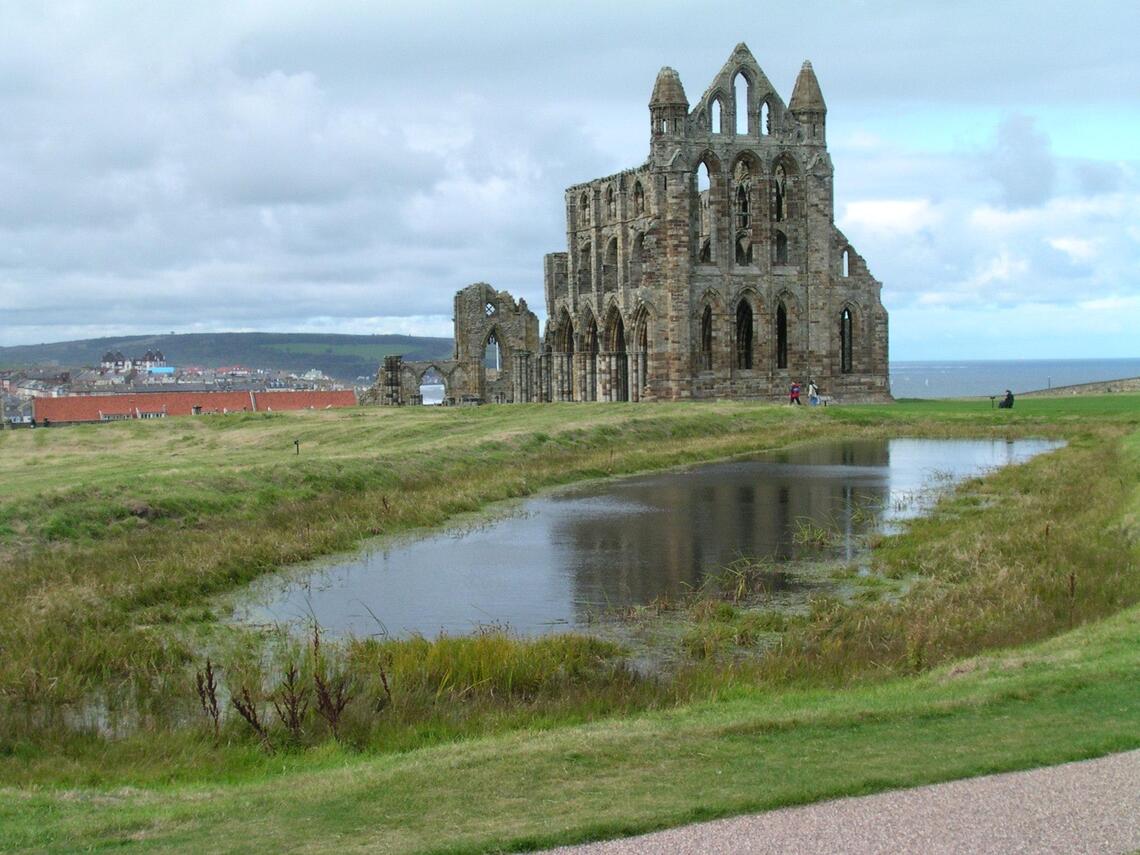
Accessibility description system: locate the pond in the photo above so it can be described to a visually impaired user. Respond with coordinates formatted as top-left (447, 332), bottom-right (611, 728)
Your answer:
top-left (237, 438), bottom-right (1062, 639)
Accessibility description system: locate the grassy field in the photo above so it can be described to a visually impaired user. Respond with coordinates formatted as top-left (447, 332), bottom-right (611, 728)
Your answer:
top-left (1, 394), bottom-right (1138, 851)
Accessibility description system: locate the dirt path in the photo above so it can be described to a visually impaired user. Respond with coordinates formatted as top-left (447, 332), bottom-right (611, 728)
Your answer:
top-left (544, 750), bottom-right (1140, 854)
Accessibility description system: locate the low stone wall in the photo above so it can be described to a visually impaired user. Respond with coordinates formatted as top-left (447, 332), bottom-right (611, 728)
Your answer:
top-left (1018, 376), bottom-right (1140, 398)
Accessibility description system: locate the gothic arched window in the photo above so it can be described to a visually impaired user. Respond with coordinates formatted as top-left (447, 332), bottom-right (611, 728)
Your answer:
top-left (700, 305), bottom-right (713, 371)
top-left (840, 308), bottom-right (854, 374)
top-left (736, 300), bottom-right (753, 370)
top-left (776, 302), bottom-right (788, 369)
top-left (775, 231), bottom-right (788, 265)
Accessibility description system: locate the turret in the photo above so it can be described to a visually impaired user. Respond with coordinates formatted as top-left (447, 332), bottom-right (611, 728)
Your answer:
top-left (789, 60), bottom-right (826, 144)
top-left (649, 66), bottom-right (688, 142)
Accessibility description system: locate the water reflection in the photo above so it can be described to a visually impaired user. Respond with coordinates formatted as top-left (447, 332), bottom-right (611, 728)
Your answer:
top-left (239, 438), bottom-right (1060, 638)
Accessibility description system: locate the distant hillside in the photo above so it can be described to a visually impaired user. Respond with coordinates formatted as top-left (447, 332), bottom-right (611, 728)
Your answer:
top-left (0, 333), bottom-right (454, 382)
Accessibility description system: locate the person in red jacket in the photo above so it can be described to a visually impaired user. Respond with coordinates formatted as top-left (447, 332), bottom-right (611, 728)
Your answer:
top-left (789, 381), bottom-right (802, 405)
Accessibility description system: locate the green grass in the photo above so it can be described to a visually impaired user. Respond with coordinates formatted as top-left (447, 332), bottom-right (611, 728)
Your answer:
top-left (1, 394), bottom-right (1138, 851)
top-left (2, 602), bottom-right (1136, 852)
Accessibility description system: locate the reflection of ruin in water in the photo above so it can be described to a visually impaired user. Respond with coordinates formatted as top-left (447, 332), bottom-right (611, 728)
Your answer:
top-left (240, 438), bottom-right (1062, 639)
top-left (555, 440), bottom-right (891, 617)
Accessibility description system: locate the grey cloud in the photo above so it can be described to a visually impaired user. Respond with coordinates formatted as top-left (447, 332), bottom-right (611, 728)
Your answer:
top-left (984, 114), bottom-right (1056, 209)
top-left (1, 2), bottom-right (1138, 352)
top-left (1074, 161), bottom-right (1125, 196)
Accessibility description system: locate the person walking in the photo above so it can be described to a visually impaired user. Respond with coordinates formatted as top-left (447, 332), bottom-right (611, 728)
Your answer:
top-left (789, 381), bottom-right (802, 405)
top-left (807, 381), bottom-right (819, 405)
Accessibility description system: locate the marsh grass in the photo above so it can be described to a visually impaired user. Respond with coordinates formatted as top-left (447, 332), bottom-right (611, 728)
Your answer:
top-left (1, 395), bottom-right (1138, 783)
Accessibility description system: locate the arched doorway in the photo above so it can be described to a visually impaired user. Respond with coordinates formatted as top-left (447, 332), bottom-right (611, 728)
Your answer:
top-left (554, 310), bottom-right (575, 401)
top-left (605, 308), bottom-right (629, 402)
top-left (418, 366), bottom-right (446, 405)
top-left (583, 314), bottom-right (599, 401)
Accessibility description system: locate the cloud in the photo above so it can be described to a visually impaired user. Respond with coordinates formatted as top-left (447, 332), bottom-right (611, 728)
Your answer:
top-left (983, 114), bottom-right (1056, 208)
top-left (1047, 237), bottom-right (1100, 263)
top-left (840, 199), bottom-right (941, 237)
top-left (0, 3), bottom-right (1137, 360)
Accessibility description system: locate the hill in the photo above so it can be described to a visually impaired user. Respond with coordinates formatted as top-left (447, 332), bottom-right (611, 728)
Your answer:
top-left (0, 332), bottom-right (454, 382)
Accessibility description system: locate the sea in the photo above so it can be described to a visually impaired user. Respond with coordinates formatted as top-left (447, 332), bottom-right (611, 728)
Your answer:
top-left (416, 358), bottom-right (1140, 404)
top-left (889, 358), bottom-right (1140, 399)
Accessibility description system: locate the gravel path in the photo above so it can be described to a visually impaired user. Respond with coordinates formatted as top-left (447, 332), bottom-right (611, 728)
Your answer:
top-left (544, 750), bottom-right (1140, 854)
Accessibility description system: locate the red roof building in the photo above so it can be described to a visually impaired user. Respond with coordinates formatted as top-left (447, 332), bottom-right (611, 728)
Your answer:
top-left (34, 390), bottom-right (357, 424)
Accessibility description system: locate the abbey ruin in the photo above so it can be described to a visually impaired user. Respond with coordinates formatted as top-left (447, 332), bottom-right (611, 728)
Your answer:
top-left (375, 43), bottom-right (890, 405)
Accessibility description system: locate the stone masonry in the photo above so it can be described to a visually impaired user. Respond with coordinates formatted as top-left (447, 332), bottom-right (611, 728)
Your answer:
top-left (375, 44), bottom-right (889, 404)
top-left (367, 283), bottom-right (539, 405)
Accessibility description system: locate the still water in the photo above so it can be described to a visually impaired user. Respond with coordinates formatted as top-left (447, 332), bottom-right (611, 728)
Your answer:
top-left (240, 438), bottom-right (1061, 638)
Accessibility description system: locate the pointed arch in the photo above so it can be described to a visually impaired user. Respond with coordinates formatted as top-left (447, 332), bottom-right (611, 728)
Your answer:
top-left (629, 230), bottom-right (646, 288)
top-left (555, 307), bottom-right (575, 354)
top-left (603, 303), bottom-right (629, 402)
top-left (602, 236), bottom-right (619, 292)
top-left (603, 302), bottom-right (627, 353)
top-left (605, 185), bottom-right (616, 220)
top-left (699, 304), bottom-right (714, 372)
top-left (759, 99), bottom-right (771, 136)
top-left (771, 152), bottom-right (799, 223)
top-left (735, 297), bottom-right (754, 370)
top-left (578, 239), bottom-right (592, 290)
top-left (735, 233), bottom-right (753, 266)
top-left (582, 310), bottom-right (599, 402)
top-left (841, 247), bottom-right (850, 277)
top-left (628, 302), bottom-right (655, 403)
top-left (730, 152), bottom-right (760, 267)
top-left (840, 305), bottom-right (855, 374)
top-left (733, 71), bottom-right (751, 135)
top-left (482, 326), bottom-right (506, 377)
top-left (579, 191), bottom-right (591, 227)
top-left (553, 307), bottom-right (576, 401)
top-left (774, 230), bottom-right (788, 265)
top-left (633, 180), bottom-right (645, 216)
top-left (693, 152), bottom-right (722, 264)
top-left (711, 96), bottom-right (724, 133)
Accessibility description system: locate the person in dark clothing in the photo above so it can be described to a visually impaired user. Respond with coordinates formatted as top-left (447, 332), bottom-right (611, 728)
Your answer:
top-left (790, 382), bottom-right (802, 405)
top-left (998, 390), bottom-right (1014, 409)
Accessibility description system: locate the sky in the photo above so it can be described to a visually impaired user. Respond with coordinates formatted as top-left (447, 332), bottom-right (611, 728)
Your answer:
top-left (1, 1), bottom-right (1138, 360)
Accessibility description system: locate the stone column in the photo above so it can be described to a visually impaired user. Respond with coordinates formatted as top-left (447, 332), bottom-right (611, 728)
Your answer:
top-left (512, 351), bottom-right (532, 403)
top-left (630, 350), bottom-right (641, 403)
top-left (562, 352), bottom-right (574, 401)
top-left (381, 355), bottom-right (402, 406)
top-left (573, 352), bottom-right (588, 402)
top-left (598, 352), bottom-right (611, 401)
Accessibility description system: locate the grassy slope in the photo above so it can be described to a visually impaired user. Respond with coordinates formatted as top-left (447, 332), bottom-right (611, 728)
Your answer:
top-left (3, 605), bottom-right (1137, 853)
top-left (1, 395), bottom-right (1138, 851)
top-left (0, 332), bottom-right (453, 380)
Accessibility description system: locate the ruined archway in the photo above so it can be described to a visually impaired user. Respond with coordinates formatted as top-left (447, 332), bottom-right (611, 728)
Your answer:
top-left (603, 304), bottom-right (629, 402)
top-left (418, 365), bottom-right (447, 405)
top-left (582, 311), bottom-right (599, 401)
